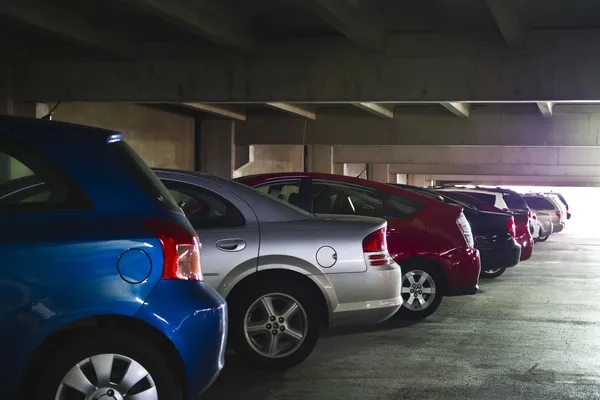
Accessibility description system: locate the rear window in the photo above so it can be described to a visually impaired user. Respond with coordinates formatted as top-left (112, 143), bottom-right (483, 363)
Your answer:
top-left (461, 192), bottom-right (497, 205)
top-left (110, 141), bottom-right (181, 213)
top-left (501, 192), bottom-right (528, 210)
top-left (524, 196), bottom-right (555, 210)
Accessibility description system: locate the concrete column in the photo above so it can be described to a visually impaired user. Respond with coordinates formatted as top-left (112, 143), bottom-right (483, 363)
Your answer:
top-left (307, 145), bottom-right (334, 173)
top-left (333, 163), bottom-right (343, 175)
top-left (407, 174), bottom-right (428, 187)
top-left (368, 163), bottom-right (390, 183)
top-left (199, 120), bottom-right (234, 178)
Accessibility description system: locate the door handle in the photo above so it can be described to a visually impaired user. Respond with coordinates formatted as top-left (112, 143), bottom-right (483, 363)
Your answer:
top-left (216, 239), bottom-right (247, 252)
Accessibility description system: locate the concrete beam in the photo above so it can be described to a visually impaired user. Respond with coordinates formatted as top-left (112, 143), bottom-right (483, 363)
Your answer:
top-left (122, 0), bottom-right (257, 53)
top-left (389, 163), bottom-right (600, 177)
top-left (440, 102), bottom-right (470, 118)
top-left (266, 103), bottom-right (316, 120)
top-left (235, 106), bottom-right (600, 147)
top-left (353, 103), bottom-right (394, 119)
top-left (182, 103), bottom-right (246, 121)
top-left (486, 0), bottom-right (526, 51)
top-left (333, 145), bottom-right (600, 166)
top-left (414, 174), bottom-right (600, 187)
top-left (537, 102), bottom-right (554, 117)
top-left (0, 0), bottom-right (136, 58)
top-left (303, 0), bottom-right (384, 51)
top-left (19, 29), bottom-right (600, 102)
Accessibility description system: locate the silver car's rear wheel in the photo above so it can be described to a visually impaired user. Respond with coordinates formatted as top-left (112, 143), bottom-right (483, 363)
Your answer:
top-left (244, 293), bottom-right (308, 359)
top-left (401, 270), bottom-right (436, 311)
top-left (230, 279), bottom-right (321, 369)
top-left (56, 354), bottom-right (157, 400)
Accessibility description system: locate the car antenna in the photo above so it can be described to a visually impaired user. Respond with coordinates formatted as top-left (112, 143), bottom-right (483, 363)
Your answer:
top-left (356, 147), bottom-right (385, 178)
top-left (41, 101), bottom-right (61, 120)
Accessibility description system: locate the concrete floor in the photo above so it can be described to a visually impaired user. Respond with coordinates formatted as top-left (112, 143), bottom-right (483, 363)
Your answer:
top-left (201, 229), bottom-right (600, 400)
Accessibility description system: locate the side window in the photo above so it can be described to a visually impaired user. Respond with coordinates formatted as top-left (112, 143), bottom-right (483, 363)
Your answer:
top-left (256, 180), bottom-right (301, 207)
top-left (163, 180), bottom-right (245, 229)
top-left (312, 181), bottom-right (383, 217)
top-left (386, 194), bottom-right (423, 218)
top-left (464, 192), bottom-right (497, 205)
top-left (0, 143), bottom-right (87, 212)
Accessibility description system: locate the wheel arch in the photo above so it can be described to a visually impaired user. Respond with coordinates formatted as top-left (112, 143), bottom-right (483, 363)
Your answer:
top-left (18, 314), bottom-right (186, 398)
top-left (225, 269), bottom-right (331, 328)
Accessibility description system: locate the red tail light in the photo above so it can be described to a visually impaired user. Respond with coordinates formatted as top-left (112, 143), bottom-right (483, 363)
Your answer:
top-left (507, 217), bottom-right (516, 238)
top-left (532, 214), bottom-right (537, 220)
top-left (566, 205), bottom-right (569, 212)
top-left (363, 227), bottom-right (387, 252)
top-left (142, 220), bottom-right (203, 281)
top-left (556, 211), bottom-right (562, 219)
top-left (363, 228), bottom-right (389, 266)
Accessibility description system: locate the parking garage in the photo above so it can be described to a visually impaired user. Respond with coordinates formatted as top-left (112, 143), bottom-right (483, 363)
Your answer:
top-left (3, 0), bottom-right (600, 399)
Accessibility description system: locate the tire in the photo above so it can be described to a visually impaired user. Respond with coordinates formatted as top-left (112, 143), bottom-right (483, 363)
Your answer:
top-left (480, 268), bottom-right (506, 279)
top-left (31, 331), bottom-right (182, 400)
top-left (229, 279), bottom-right (321, 370)
top-left (537, 234), bottom-right (549, 242)
top-left (396, 262), bottom-right (444, 320)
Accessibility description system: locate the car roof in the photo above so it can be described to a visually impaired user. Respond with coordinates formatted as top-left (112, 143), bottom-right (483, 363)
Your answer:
top-left (237, 172), bottom-right (452, 208)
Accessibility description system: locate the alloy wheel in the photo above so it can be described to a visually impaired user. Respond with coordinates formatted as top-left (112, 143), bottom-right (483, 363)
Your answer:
top-left (56, 353), bottom-right (157, 400)
top-left (244, 293), bottom-right (308, 359)
top-left (401, 270), bottom-right (436, 311)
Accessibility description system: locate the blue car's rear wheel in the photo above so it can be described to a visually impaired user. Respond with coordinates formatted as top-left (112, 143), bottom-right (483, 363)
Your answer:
top-left (33, 331), bottom-right (182, 400)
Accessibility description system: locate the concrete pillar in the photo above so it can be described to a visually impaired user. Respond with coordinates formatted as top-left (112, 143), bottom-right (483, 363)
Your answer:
top-left (199, 120), bottom-right (234, 178)
top-left (333, 163), bottom-right (343, 175)
top-left (407, 174), bottom-right (429, 187)
top-left (368, 164), bottom-right (390, 183)
top-left (307, 145), bottom-right (334, 173)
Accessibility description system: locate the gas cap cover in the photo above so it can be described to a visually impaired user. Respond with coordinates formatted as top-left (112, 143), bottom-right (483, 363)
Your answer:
top-left (316, 246), bottom-right (337, 268)
top-left (117, 248), bottom-right (152, 284)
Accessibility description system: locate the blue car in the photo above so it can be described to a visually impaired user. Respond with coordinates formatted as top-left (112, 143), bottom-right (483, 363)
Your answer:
top-left (0, 116), bottom-right (227, 400)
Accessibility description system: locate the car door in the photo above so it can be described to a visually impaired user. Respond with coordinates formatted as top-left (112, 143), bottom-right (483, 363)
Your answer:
top-left (161, 178), bottom-right (260, 292)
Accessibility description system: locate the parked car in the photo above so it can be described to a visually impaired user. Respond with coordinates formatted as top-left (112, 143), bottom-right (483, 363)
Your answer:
top-left (392, 184), bottom-right (520, 279)
top-left (523, 194), bottom-right (566, 233)
top-left (437, 190), bottom-right (534, 261)
top-left (237, 173), bottom-right (481, 320)
top-left (0, 116), bottom-right (227, 400)
top-left (155, 169), bottom-right (402, 369)
top-left (544, 192), bottom-right (571, 220)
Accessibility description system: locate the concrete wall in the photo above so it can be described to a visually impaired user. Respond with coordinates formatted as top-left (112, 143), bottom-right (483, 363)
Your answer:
top-left (234, 145), bottom-right (303, 177)
top-left (52, 102), bottom-right (195, 169)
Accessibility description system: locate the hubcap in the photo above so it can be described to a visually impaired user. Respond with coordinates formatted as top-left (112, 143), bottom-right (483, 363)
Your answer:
top-left (244, 293), bottom-right (308, 359)
top-left (55, 354), bottom-right (157, 400)
top-left (401, 270), bottom-right (436, 311)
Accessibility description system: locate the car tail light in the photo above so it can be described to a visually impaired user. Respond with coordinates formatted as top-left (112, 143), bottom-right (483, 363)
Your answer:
top-left (532, 214), bottom-right (537, 220)
top-left (456, 212), bottom-right (474, 248)
top-left (507, 217), bottom-right (516, 238)
top-left (363, 228), bottom-right (390, 266)
top-left (556, 211), bottom-right (562, 219)
top-left (566, 204), bottom-right (569, 212)
top-left (142, 220), bottom-right (203, 281)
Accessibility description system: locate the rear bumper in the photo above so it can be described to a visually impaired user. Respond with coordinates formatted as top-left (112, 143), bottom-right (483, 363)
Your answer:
top-left (554, 222), bottom-right (565, 233)
top-left (443, 247), bottom-right (481, 296)
top-left (518, 237), bottom-right (534, 261)
top-left (479, 241), bottom-right (521, 271)
top-left (135, 280), bottom-right (227, 398)
top-left (328, 262), bottom-right (402, 327)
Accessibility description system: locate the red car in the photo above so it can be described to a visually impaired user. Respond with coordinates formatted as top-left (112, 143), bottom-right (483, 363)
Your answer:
top-left (438, 191), bottom-right (533, 261)
top-left (237, 173), bottom-right (481, 320)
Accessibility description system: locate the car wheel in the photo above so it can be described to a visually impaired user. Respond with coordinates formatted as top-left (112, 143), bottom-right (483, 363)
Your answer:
top-left (480, 268), bottom-right (506, 279)
top-left (537, 234), bottom-right (549, 242)
top-left (32, 331), bottom-right (182, 400)
top-left (396, 263), bottom-right (443, 320)
top-left (229, 279), bottom-right (320, 370)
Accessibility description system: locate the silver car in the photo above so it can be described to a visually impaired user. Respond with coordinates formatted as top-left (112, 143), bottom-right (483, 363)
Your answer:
top-left (155, 169), bottom-right (403, 369)
top-left (534, 211), bottom-right (554, 242)
top-left (523, 194), bottom-right (566, 233)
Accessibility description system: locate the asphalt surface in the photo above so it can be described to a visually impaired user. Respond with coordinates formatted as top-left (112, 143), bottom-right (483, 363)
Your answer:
top-left (201, 229), bottom-right (600, 400)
